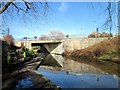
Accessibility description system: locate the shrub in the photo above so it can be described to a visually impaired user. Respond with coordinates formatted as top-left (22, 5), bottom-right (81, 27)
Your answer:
top-left (25, 48), bottom-right (37, 58)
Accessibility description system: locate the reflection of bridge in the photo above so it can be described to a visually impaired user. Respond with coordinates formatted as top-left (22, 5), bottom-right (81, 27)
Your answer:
top-left (15, 40), bottom-right (64, 55)
top-left (40, 54), bottom-right (105, 74)
top-left (40, 54), bottom-right (64, 67)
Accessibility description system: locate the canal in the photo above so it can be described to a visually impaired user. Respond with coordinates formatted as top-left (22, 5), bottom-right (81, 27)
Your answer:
top-left (37, 54), bottom-right (120, 88)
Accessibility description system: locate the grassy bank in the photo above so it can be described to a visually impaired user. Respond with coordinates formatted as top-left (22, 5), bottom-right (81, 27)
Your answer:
top-left (64, 36), bottom-right (120, 63)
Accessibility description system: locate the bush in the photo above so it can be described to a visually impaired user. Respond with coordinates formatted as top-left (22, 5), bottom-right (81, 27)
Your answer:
top-left (25, 48), bottom-right (37, 57)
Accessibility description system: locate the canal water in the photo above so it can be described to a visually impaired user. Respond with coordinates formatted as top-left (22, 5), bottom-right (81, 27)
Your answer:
top-left (38, 54), bottom-right (120, 88)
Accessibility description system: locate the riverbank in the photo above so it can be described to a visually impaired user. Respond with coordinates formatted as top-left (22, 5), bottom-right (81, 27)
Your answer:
top-left (63, 36), bottom-right (120, 64)
top-left (2, 56), bottom-right (60, 89)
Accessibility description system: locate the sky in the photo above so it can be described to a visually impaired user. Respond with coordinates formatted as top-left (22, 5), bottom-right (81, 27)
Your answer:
top-left (1, 2), bottom-right (118, 39)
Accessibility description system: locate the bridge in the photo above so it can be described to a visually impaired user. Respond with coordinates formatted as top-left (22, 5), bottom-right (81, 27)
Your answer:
top-left (15, 40), bottom-right (64, 55)
top-left (15, 38), bottom-right (107, 55)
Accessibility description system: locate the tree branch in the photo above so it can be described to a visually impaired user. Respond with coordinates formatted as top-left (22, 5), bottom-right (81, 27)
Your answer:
top-left (22, 0), bottom-right (31, 11)
top-left (0, 0), bottom-right (15, 14)
top-left (12, 2), bottom-right (26, 13)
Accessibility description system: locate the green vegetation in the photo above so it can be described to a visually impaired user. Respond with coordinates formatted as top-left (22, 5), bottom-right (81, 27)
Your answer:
top-left (98, 50), bottom-right (118, 59)
top-left (1, 35), bottom-right (37, 67)
top-left (32, 46), bottom-right (40, 50)
top-left (64, 36), bottom-right (120, 63)
top-left (2, 41), bottom-right (37, 67)
top-left (24, 47), bottom-right (37, 58)
top-left (7, 47), bottom-right (37, 64)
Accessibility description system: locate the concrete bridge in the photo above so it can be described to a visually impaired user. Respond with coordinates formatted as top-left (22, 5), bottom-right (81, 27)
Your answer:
top-left (63, 38), bottom-right (107, 52)
top-left (15, 38), bottom-right (107, 54)
top-left (15, 40), bottom-right (64, 55)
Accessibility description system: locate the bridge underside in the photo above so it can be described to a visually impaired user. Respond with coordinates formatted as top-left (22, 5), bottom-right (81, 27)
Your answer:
top-left (31, 42), bottom-right (63, 54)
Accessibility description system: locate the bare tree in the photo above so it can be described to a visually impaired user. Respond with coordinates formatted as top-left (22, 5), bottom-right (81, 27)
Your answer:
top-left (88, 31), bottom-right (113, 38)
top-left (0, 0), bottom-right (50, 35)
top-left (49, 30), bottom-right (65, 40)
top-left (88, 31), bottom-right (100, 38)
top-left (101, 2), bottom-right (112, 34)
top-left (39, 35), bottom-right (49, 40)
top-left (3, 34), bottom-right (14, 45)
top-left (0, 0), bottom-right (49, 15)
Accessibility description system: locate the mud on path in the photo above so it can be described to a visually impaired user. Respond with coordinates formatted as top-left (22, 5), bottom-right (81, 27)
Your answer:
top-left (2, 57), bottom-right (59, 89)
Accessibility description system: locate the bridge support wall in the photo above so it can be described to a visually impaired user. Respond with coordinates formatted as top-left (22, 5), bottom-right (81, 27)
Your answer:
top-left (63, 38), bottom-right (107, 52)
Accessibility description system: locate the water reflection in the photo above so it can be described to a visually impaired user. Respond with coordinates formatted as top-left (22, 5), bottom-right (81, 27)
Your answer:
top-left (38, 68), bottom-right (119, 88)
top-left (15, 77), bottom-right (33, 89)
top-left (40, 54), bottom-right (64, 67)
top-left (63, 58), bottom-right (105, 74)
top-left (40, 54), bottom-right (105, 74)
top-left (38, 54), bottom-right (119, 88)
